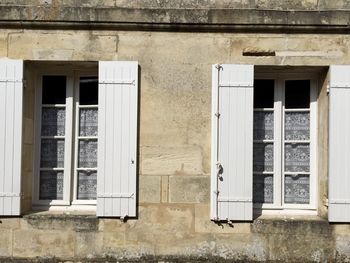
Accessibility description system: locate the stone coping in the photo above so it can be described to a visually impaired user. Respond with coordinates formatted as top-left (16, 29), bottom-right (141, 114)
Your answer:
top-left (0, 5), bottom-right (350, 33)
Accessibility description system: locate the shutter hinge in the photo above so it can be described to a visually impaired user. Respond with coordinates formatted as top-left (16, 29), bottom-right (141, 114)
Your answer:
top-left (327, 82), bottom-right (330, 95)
top-left (215, 112), bottom-right (220, 118)
top-left (216, 162), bottom-right (223, 180)
top-left (215, 64), bottom-right (223, 70)
top-left (120, 214), bottom-right (128, 222)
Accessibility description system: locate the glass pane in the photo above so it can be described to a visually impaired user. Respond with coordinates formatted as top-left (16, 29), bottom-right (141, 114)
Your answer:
top-left (40, 139), bottom-right (65, 168)
top-left (78, 140), bottom-right (97, 168)
top-left (285, 80), bottom-right (310, 109)
top-left (254, 79), bottom-right (274, 108)
top-left (77, 170), bottom-right (97, 200)
top-left (253, 143), bottom-right (273, 172)
top-left (254, 111), bottom-right (274, 140)
top-left (284, 175), bottom-right (309, 204)
top-left (285, 112), bottom-right (310, 140)
top-left (39, 171), bottom-right (63, 200)
top-left (79, 108), bottom-right (98, 136)
top-left (42, 76), bottom-right (66, 104)
top-left (80, 77), bottom-right (98, 105)
top-left (41, 107), bottom-right (65, 136)
top-left (253, 175), bottom-right (273, 204)
top-left (285, 143), bottom-right (310, 172)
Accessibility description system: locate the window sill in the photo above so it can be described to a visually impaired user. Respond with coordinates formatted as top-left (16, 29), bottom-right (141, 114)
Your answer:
top-left (22, 211), bottom-right (99, 231)
top-left (252, 214), bottom-right (330, 235)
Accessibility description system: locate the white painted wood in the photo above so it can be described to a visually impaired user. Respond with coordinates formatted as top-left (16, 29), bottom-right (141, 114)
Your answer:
top-left (0, 59), bottom-right (23, 216)
top-left (329, 65), bottom-right (350, 222)
top-left (211, 64), bottom-right (254, 221)
top-left (97, 61), bottom-right (138, 217)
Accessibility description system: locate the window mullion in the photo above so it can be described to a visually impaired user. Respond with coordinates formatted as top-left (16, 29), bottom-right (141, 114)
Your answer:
top-left (63, 75), bottom-right (74, 204)
top-left (72, 74), bottom-right (80, 203)
top-left (274, 78), bottom-right (283, 207)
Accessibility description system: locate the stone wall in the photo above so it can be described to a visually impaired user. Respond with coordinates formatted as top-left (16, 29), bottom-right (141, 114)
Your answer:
top-left (0, 3), bottom-right (350, 259)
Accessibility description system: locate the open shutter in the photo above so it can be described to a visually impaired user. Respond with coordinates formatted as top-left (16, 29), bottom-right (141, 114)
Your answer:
top-left (97, 61), bottom-right (138, 217)
top-left (0, 59), bottom-right (23, 216)
top-left (329, 65), bottom-right (350, 222)
top-left (211, 64), bottom-right (254, 221)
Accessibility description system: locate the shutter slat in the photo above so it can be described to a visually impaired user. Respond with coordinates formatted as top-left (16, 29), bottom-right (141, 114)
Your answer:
top-left (0, 59), bottom-right (23, 216)
top-left (329, 65), bottom-right (350, 222)
top-left (211, 64), bottom-right (254, 221)
top-left (97, 61), bottom-right (138, 217)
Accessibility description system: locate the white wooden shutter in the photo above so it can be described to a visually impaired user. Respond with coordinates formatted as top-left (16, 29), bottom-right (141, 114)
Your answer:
top-left (211, 64), bottom-right (254, 221)
top-left (97, 61), bottom-right (138, 217)
top-left (0, 59), bottom-right (23, 216)
top-left (329, 65), bottom-right (350, 222)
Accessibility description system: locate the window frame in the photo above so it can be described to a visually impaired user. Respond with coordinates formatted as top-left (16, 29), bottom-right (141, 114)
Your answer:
top-left (33, 67), bottom-right (98, 209)
top-left (253, 72), bottom-right (318, 212)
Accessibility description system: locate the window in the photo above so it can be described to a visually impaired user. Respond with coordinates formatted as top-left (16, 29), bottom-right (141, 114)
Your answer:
top-left (33, 70), bottom-right (99, 208)
top-left (253, 76), bottom-right (317, 211)
top-left (211, 65), bottom-right (321, 221)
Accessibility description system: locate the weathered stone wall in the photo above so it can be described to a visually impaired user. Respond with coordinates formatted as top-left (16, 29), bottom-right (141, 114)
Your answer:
top-left (1, 0), bottom-right (350, 257)
top-left (0, 28), bottom-right (346, 262)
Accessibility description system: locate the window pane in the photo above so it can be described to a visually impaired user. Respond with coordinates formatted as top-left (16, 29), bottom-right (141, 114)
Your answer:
top-left (253, 143), bottom-right (273, 172)
top-left (77, 171), bottom-right (97, 200)
top-left (284, 175), bottom-right (309, 204)
top-left (41, 107), bottom-right (65, 136)
top-left (42, 76), bottom-right (66, 104)
top-left (39, 171), bottom-right (63, 200)
top-left (254, 111), bottom-right (274, 140)
top-left (254, 79), bottom-right (274, 108)
top-left (285, 80), bottom-right (310, 109)
top-left (78, 140), bottom-right (97, 168)
top-left (285, 112), bottom-right (310, 140)
top-left (40, 139), bottom-right (65, 168)
top-left (253, 175), bottom-right (273, 204)
top-left (80, 77), bottom-right (98, 105)
top-left (284, 143), bottom-right (310, 172)
top-left (79, 108), bottom-right (98, 136)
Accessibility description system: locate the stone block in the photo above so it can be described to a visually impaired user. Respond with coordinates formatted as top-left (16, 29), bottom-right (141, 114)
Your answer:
top-left (13, 229), bottom-right (75, 258)
top-left (124, 205), bottom-right (194, 245)
top-left (213, 234), bottom-right (268, 261)
top-left (169, 176), bottom-right (210, 203)
top-left (23, 118), bottom-right (34, 145)
top-left (194, 204), bottom-right (250, 234)
top-left (267, 234), bottom-right (332, 262)
top-left (22, 144), bottom-right (33, 173)
top-left (161, 175), bottom-right (169, 202)
top-left (142, 146), bottom-right (203, 175)
top-left (8, 31), bottom-right (118, 61)
top-left (335, 235), bottom-right (350, 260)
top-left (98, 218), bottom-right (127, 232)
top-left (0, 229), bottom-right (12, 257)
top-left (0, 218), bottom-right (20, 229)
top-left (75, 231), bottom-right (103, 258)
top-left (139, 175), bottom-right (161, 203)
top-left (103, 230), bottom-right (126, 248)
top-left (333, 224), bottom-right (350, 235)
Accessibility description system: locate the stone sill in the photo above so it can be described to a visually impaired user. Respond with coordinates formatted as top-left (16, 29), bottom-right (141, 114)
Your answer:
top-left (252, 215), bottom-right (331, 236)
top-left (0, 6), bottom-right (350, 33)
top-left (23, 211), bottom-right (99, 232)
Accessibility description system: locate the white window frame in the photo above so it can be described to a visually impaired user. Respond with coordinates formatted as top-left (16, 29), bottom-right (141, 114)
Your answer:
top-left (33, 67), bottom-right (98, 209)
top-left (72, 71), bottom-right (98, 206)
top-left (253, 72), bottom-right (318, 213)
